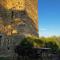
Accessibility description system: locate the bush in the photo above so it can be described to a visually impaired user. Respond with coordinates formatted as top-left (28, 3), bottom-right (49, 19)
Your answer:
top-left (19, 36), bottom-right (44, 48)
top-left (45, 42), bottom-right (59, 53)
top-left (20, 38), bottom-right (34, 48)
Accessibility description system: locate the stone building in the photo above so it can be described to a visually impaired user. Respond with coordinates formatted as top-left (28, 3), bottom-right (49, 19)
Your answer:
top-left (0, 0), bottom-right (38, 57)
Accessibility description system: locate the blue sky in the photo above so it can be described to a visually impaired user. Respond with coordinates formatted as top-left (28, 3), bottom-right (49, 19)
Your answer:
top-left (38, 0), bottom-right (60, 37)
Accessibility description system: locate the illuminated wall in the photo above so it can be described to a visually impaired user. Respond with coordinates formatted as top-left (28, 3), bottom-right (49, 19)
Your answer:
top-left (0, 0), bottom-right (25, 10)
top-left (0, 0), bottom-right (38, 36)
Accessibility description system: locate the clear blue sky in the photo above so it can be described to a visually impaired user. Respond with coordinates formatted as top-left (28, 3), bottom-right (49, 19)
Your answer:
top-left (38, 0), bottom-right (60, 37)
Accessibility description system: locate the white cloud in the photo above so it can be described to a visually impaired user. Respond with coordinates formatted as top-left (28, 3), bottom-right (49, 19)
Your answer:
top-left (39, 28), bottom-right (47, 31)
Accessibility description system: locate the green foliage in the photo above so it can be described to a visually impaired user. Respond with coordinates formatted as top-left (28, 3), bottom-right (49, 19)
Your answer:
top-left (40, 37), bottom-right (60, 48)
top-left (15, 35), bottom-right (60, 55)
top-left (20, 36), bottom-right (44, 48)
top-left (20, 37), bottom-right (34, 48)
top-left (45, 42), bottom-right (59, 53)
top-left (40, 36), bottom-right (60, 53)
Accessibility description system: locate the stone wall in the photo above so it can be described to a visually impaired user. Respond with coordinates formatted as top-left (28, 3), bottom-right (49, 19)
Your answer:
top-left (0, 0), bottom-right (38, 58)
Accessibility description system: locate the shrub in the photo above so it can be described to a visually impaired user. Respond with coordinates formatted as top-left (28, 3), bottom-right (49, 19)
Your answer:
top-left (20, 37), bottom-right (34, 48)
top-left (45, 42), bottom-right (59, 53)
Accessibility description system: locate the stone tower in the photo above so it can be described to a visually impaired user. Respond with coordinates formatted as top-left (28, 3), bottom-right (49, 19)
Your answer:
top-left (0, 0), bottom-right (38, 57)
top-left (0, 0), bottom-right (38, 36)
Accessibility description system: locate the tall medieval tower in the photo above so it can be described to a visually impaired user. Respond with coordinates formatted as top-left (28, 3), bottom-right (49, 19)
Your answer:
top-left (0, 0), bottom-right (38, 57)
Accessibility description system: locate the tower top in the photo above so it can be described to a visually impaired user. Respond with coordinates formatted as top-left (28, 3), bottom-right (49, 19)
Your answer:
top-left (0, 0), bottom-right (25, 10)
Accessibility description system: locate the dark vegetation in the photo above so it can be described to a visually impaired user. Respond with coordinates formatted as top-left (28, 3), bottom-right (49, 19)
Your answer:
top-left (15, 36), bottom-right (60, 52)
top-left (15, 36), bottom-right (60, 60)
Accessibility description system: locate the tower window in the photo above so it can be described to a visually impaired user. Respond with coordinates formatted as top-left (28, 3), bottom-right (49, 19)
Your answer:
top-left (7, 47), bottom-right (10, 50)
top-left (18, 2), bottom-right (20, 4)
top-left (19, 6), bottom-right (21, 8)
top-left (0, 35), bottom-right (2, 46)
top-left (0, 35), bottom-right (2, 39)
